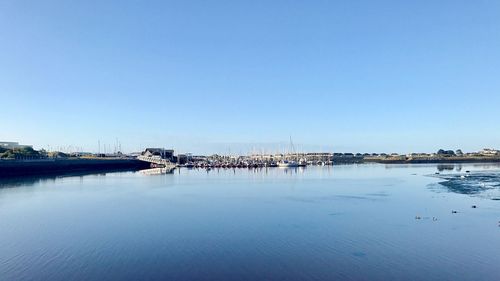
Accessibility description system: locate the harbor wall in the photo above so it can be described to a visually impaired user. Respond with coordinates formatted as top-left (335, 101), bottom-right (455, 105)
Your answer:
top-left (0, 158), bottom-right (150, 177)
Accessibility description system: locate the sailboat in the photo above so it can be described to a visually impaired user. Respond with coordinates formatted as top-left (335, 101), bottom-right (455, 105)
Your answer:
top-left (277, 159), bottom-right (299, 168)
top-left (277, 136), bottom-right (299, 168)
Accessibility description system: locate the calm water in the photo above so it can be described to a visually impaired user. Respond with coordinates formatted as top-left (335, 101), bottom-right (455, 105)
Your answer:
top-left (1, 164), bottom-right (499, 281)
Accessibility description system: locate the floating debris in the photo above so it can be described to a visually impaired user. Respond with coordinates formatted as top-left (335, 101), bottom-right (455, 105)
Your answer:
top-left (471, 205), bottom-right (477, 208)
top-left (452, 210), bottom-right (458, 214)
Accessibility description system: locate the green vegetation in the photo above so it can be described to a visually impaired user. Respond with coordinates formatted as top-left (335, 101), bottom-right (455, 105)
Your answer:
top-left (48, 151), bottom-right (69, 158)
top-left (0, 147), bottom-right (42, 159)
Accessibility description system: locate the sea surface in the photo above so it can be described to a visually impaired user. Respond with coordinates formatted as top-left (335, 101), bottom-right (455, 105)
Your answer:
top-left (0, 164), bottom-right (499, 281)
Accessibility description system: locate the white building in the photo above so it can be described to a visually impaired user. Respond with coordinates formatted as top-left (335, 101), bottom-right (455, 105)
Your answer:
top-left (480, 148), bottom-right (499, 155)
top-left (0, 141), bottom-right (33, 149)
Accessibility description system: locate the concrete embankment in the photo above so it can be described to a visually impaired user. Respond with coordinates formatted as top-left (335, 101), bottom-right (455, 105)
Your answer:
top-left (0, 158), bottom-right (150, 177)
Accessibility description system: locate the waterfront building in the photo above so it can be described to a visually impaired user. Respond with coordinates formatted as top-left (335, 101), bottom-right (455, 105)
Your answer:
top-left (0, 141), bottom-right (33, 149)
top-left (480, 148), bottom-right (499, 155)
top-left (406, 153), bottom-right (431, 158)
top-left (142, 148), bottom-right (174, 160)
top-left (176, 154), bottom-right (187, 164)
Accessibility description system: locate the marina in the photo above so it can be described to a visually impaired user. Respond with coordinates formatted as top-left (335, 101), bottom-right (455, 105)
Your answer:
top-left (3, 143), bottom-right (500, 177)
top-left (3, 1), bottom-right (499, 280)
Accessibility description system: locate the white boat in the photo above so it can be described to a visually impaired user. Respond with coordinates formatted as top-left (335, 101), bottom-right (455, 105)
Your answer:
top-left (277, 160), bottom-right (299, 168)
top-left (298, 159), bottom-right (307, 167)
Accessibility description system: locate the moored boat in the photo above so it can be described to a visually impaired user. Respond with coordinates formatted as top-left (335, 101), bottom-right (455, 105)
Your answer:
top-left (277, 160), bottom-right (299, 168)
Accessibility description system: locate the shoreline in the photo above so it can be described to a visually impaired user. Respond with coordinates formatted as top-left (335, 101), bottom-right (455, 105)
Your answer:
top-left (364, 157), bottom-right (500, 164)
top-left (2, 157), bottom-right (500, 178)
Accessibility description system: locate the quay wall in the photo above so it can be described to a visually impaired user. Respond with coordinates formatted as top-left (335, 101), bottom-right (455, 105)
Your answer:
top-left (0, 158), bottom-right (150, 177)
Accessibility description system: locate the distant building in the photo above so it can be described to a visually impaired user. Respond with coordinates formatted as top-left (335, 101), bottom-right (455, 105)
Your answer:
top-left (191, 155), bottom-right (208, 162)
top-left (406, 153), bottom-right (431, 158)
top-left (177, 154), bottom-right (189, 164)
top-left (142, 148), bottom-right (174, 160)
top-left (70, 152), bottom-right (93, 157)
top-left (0, 141), bottom-right (33, 149)
top-left (480, 148), bottom-right (499, 155)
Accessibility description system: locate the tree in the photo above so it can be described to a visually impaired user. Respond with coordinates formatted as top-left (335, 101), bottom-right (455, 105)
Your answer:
top-left (437, 149), bottom-right (455, 156)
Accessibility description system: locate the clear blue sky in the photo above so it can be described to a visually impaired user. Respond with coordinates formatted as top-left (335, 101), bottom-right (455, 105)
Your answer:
top-left (1, 0), bottom-right (499, 154)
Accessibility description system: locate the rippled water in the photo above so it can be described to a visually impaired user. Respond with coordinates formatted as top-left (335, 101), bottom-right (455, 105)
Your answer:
top-left (0, 164), bottom-right (499, 281)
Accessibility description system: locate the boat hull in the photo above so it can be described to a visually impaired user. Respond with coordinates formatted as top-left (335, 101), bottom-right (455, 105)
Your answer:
top-left (277, 163), bottom-right (299, 168)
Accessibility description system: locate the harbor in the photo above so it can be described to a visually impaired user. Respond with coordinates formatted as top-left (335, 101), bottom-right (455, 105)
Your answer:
top-left (3, 141), bottom-right (500, 177)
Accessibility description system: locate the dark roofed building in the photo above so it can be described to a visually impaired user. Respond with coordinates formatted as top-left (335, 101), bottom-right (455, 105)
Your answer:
top-left (142, 148), bottom-right (174, 160)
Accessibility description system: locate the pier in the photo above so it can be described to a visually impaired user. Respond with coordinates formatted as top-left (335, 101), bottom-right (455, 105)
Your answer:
top-left (137, 155), bottom-right (177, 170)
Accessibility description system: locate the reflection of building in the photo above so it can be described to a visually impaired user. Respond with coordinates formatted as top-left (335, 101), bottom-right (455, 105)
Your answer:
top-left (0, 141), bottom-right (33, 149)
top-left (142, 148), bottom-right (174, 161)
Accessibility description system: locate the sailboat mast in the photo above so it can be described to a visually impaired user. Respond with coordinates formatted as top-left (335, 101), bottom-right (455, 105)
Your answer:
top-left (290, 136), bottom-right (298, 161)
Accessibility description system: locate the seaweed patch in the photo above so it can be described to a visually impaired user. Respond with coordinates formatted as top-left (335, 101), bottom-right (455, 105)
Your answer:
top-left (428, 171), bottom-right (500, 199)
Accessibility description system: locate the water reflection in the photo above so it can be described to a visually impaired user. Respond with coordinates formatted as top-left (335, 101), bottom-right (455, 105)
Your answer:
top-left (180, 166), bottom-right (308, 175)
top-left (139, 168), bottom-right (175, 175)
top-left (0, 171), bottom-right (111, 189)
top-left (436, 164), bottom-right (461, 172)
top-left (1, 164), bottom-right (500, 281)
top-left (280, 167), bottom-right (306, 175)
